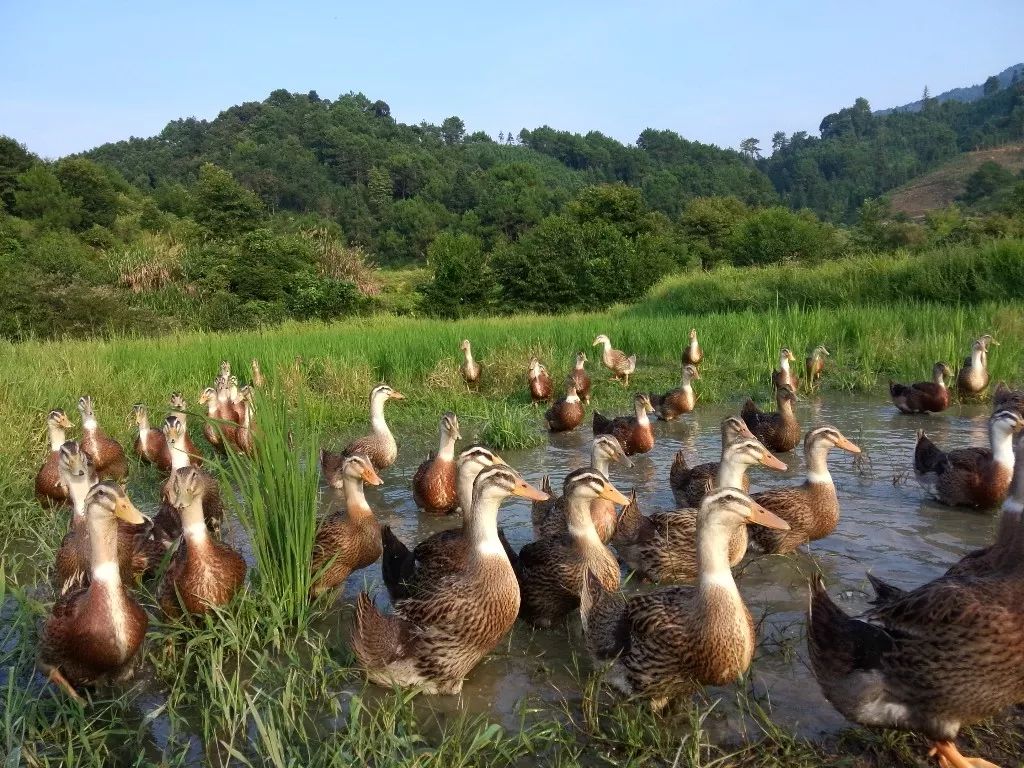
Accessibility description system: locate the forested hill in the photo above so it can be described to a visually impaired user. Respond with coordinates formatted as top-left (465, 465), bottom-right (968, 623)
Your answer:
top-left (83, 90), bottom-right (777, 264)
top-left (876, 63), bottom-right (1024, 115)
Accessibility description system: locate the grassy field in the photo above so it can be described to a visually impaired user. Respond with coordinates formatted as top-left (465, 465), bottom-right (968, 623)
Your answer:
top-left (3, 299), bottom-right (1024, 766)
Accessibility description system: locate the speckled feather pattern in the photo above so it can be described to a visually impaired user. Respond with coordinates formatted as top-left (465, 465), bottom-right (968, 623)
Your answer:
top-left (517, 535), bottom-right (620, 627)
top-left (158, 536), bottom-right (247, 618)
top-left (670, 452), bottom-right (749, 508)
top-left (412, 455), bottom-right (458, 515)
top-left (751, 482), bottom-right (839, 554)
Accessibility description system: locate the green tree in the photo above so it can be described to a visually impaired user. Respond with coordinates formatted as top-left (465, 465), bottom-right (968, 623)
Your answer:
top-left (421, 232), bottom-right (496, 317)
top-left (739, 138), bottom-right (762, 160)
top-left (983, 75), bottom-right (1001, 96)
top-left (14, 164), bottom-right (83, 230)
top-left (771, 131), bottom-right (788, 154)
top-left (0, 136), bottom-right (35, 211)
top-left (729, 207), bottom-right (840, 265)
top-left (440, 116), bottom-right (466, 146)
top-left (679, 196), bottom-right (749, 267)
top-left (55, 157), bottom-right (121, 230)
top-left (961, 161), bottom-right (1016, 204)
top-left (367, 166), bottom-right (393, 211)
top-left (191, 163), bottom-right (266, 236)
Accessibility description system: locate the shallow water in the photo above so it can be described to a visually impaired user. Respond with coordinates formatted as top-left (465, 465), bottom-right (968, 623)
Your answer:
top-left (319, 392), bottom-right (1002, 740)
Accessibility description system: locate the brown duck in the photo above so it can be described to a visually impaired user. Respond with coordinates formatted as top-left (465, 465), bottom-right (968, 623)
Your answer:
top-left (517, 471), bottom-right (630, 627)
top-left (152, 417), bottom-right (224, 548)
top-left (532, 435), bottom-right (632, 542)
top-left (804, 345), bottom-right (829, 390)
top-left (39, 483), bottom-right (149, 702)
top-left (460, 339), bottom-right (481, 388)
top-left (545, 380), bottom-right (585, 433)
top-left (593, 334), bottom-right (636, 386)
top-left (650, 364), bottom-right (699, 420)
top-left (78, 396), bottom-right (128, 483)
top-left (582, 488), bottom-right (790, 711)
top-left (250, 358), bottom-right (265, 388)
top-left (890, 363), bottom-right (953, 414)
top-left (771, 347), bottom-right (798, 392)
top-left (681, 328), bottom-right (703, 367)
top-left (615, 438), bottom-right (787, 583)
top-left (132, 404), bottom-right (170, 471)
top-left (957, 335), bottom-right (996, 396)
top-left (412, 412), bottom-right (462, 515)
top-left (381, 446), bottom-right (515, 601)
top-left (568, 351), bottom-right (592, 403)
top-left (322, 384), bottom-right (404, 474)
top-left (352, 465), bottom-right (546, 694)
top-left (35, 409), bottom-right (74, 508)
top-left (158, 467), bottom-right (247, 618)
top-left (309, 454), bottom-right (385, 599)
top-left (169, 393), bottom-right (203, 464)
top-left (669, 416), bottom-right (757, 507)
top-left (741, 386), bottom-right (801, 453)
top-left (750, 427), bottom-right (861, 555)
top-left (198, 386), bottom-right (226, 454)
top-left (993, 381), bottom-right (1024, 419)
top-left (914, 409), bottom-right (1024, 509)
top-left (528, 357), bottom-right (553, 403)
top-left (593, 393), bottom-right (655, 455)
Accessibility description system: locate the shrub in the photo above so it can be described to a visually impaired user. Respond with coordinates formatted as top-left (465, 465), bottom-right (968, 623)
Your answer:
top-left (286, 272), bottom-right (361, 320)
top-left (728, 206), bottom-right (841, 265)
top-left (421, 231), bottom-right (497, 317)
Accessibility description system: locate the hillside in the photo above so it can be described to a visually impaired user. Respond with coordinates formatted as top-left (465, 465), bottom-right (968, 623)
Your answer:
top-left (876, 63), bottom-right (1024, 115)
top-left (889, 142), bottom-right (1024, 218)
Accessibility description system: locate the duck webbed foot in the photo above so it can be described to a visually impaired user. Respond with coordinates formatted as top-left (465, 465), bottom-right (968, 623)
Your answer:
top-left (929, 741), bottom-right (1001, 768)
top-left (47, 667), bottom-right (84, 703)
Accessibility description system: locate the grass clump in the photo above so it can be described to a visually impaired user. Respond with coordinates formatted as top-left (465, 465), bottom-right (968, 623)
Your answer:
top-left (479, 402), bottom-right (545, 451)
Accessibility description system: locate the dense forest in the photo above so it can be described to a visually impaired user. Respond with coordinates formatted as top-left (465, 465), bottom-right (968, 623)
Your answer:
top-left (2, 70), bottom-right (1024, 339)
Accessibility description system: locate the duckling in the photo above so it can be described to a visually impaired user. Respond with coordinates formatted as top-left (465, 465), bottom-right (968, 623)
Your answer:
top-left (771, 347), bottom-right (798, 392)
top-left (890, 363), bottom-right (953, 414)
top-left (650, 364), bottom-right (699, 420)
top-left (593, 393), bottom-right (655, 455)
top-left (169, 393), bottom-right (202, 465)
top-left (681, 328), bottom-right (703, 367)
top-left (381, 446), bottom-right (515, 601)
top-left (39, 482), bottom-right (149, 702)
top-left (35, 409), bottom-right (74, 508)
top-left (532, 435), bottom-right (632, 542)
top-left (78, 396), bottom-right (128, 483)
top-left (545, 380), bottom-right (585, 433)
top-left (158, 467), bottom-right (247, 618)
top-left (251, 358), bottom-right (265, 388)
top-left (322, 384), bottom-right (405, 473)
top-left (132, 404), bottom-right (170, 471)
top-left (993, 381), bottom-right (1024, 419)
top-left (198, 387), bottom-right (226, 454)
top-left (528, 357), bottom-right (553, 403)
top-left (957, 335), bottom-right (996, 396)
top-left (804, 345), bottom-right (829, 391)
top-left (412, 412), bottom-right (462, 515)
top-left (582, 488), bottom-right (790, 711)
top-left (669, 416), bottom-right (758, 507)
top-left (592, 334), bottom-right (636, 386)
top-left (352, 465), bottom-right (546, 695)
top-left (517, 471), bottom-right (630, 627)
top-left (914, 409), bottom-right (1024, 509)
top-left (460, 339), bottom-right (481, 388)
top-left (749, 427), bottom-right (861, 554)
top-left (741, 385), bottom-right (801, 453)
top-left (152, 417), bottom-right (224, 548)
top-left (614, 439), bottom-right (787, 583)
top-left (568, 351), bottom-right (592, 403)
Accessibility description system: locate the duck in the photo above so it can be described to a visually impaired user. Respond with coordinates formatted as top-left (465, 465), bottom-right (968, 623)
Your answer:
top-left (412, 412), bottom-right (462, 516)
top-left (568, 351), bottom-right (592, 403)
top-left (581, 487), bottom-right (791, 711)
top-left (321, 384), bottom-right (405, 474)
top-left (352, 464), bottom-right (546, 695)
top-left (614, 438), bottom-right (787, 583)
top-left (230, 388), bottom-right (255, 457)
top-left (528, 357), bottom-right (553, 403)
top-left (741, 385), bottom-right (801, 452)
top-left (198, 387), bottom-right (226, 454)
top-left (152, 417), bottom-right (224, 548)
top-left (35, 409), bottom-right (74, 508)
top-left (169, 393), bottom-right (202, 465)
top-left (251, 358), bottom-right (265, 388)
top-left (53, 443), bottom-right (154, 591)
top-left (381, 446), bottom-right (515, 601)
top-left (681, 328), bottom-right (703, 367)
top-left (517, 471), bottom-right (630, 628)
top-left (749, 427), bottom-right (861, 555)
top-left (914, 409), bottom-right (1024, 509)
top-left (957, 335), bottom-right (996, 396)
top-left (807, 514), bottom-right (1024, 768)
top-left (132, 404), bottom-right (170, 471)
top-left (650, 364), bottom-right (699, 420)
top-left (460, 339), bottom-right (481, 388)
top-left (545, 380), bottom-right (585, 433)
top-left (532, 435), bottom-right (632, 542)
top-left (593, 393), bottom-right (655, 456)
top-left (993, 381), bottom-right (1024, 419)
top-left (158, 467), bottom-right (247, 618)
top-left (771, 347), bottom-right (799, 392)
top-left (890, 363), bottom-right (953, 414)
top-left (804, 345), bottom-right (829, 390)
top-left (78, 396), bottom-right (128, 483)
top-left (592, 334), bottom-right (636, 386)
top-left (669, 416), bottom-right (758, 507)
top-left (38, 482), bottom-right (149, 702)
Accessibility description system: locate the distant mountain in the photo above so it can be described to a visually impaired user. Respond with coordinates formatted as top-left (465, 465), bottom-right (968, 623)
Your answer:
top-left (875, 63), bottom-right (1024, 115)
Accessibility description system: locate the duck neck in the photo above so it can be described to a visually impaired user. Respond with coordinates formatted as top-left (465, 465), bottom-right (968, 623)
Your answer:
top-left (575, 358), bottom-right (586, 371)
top-left (697, 518), bottom-right (741, 597)
top-left (457, 465), bottom-right (481, 514)
top-left (779, 355), bottom-right (790, 374)
top-left (991, 423), bottom-right (1015, 468)
top-left (82, 413), bottom-right (97, 433)
top-left (170, 436), bottom-right (191, 470)
top-left (463, 347), bottom-right (474, 366)
top-left (777, 393), bottom-right (794, 416)
top-left (137, 412), bottom-right (150, 440)
top-left (87, 513), bottom-right (121, 588)
top-left (343, 475), bottom-right (373, 520)
top-left (565, 390), bottom-right (580, 405)
top-left (206, 398), bottom-right (219, 417)
top-left (48, 423), bottom-right (67, 451)
top-left (465, 489), bottom-right (505, 559)
top-left (181, 497), bottom-right (209, 545)
top-left (717, 454), bottom-right (751, 490)
top-left (933, 368), bottom-right (947, 388)
top-left (591, 450), bottom-right (610, 477)
top-left (688, 338), bottom-right (699, 355)
top-left (437, 430), bottom-right (456, 462)
top-left (634, 401), bottom-right (650, 426)
top-left (566, 494), bottom-right (603, 547)
top-left (680, 372), bottom-right (694, 390)
top-left (370, 395), bottom-right (391, 436)
top-left (67, 474), bottom-right (92, 521)
top-left (972, 347), bottom-right (985, 370)
top-left (805, 439), bottom-right (834, 485)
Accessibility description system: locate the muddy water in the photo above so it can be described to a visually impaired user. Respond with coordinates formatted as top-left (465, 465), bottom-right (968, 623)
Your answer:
top-left (318, 393), bottom-right (1001, 740)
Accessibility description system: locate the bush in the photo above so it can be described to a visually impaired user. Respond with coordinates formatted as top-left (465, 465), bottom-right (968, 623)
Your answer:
top-left (728, 206), bottom-right (841, 265)
top-left (286, 272), bottom-right (361, 320)
top-left (679, 196), bottom-right (749, 267)
top-left (421, 231), bottom-right (496, 317)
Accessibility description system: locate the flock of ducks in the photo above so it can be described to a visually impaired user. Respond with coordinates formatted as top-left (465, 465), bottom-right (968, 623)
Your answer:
top-left (28, 332), bottom-right (1024, 767)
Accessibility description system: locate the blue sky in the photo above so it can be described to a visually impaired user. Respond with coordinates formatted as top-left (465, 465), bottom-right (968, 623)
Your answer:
top-left (2, 1), bottom-right (1022, 158)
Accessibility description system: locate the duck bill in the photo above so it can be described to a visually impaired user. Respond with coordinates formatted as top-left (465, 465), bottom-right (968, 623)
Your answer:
top-left (616, 453), bottom-right (634, 469)
top-left (361, 465), bottom-right (384, 487)
top-left (760, 452), bottom-right (788, 471)
top-left (58, 414), bottom-right (74, 429)
top-left (599, 482), bottom-right (631, 506)
top-left (747, 502), bottom-right (790, 530)
top-left (115, 496), bottom-right (147, 525)
top-left (512, 479), bottom-right (549, 502)
top-left (836, 437), bottom-right (861, 454)
top-left (389, 391), bottom-right (406, 400)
